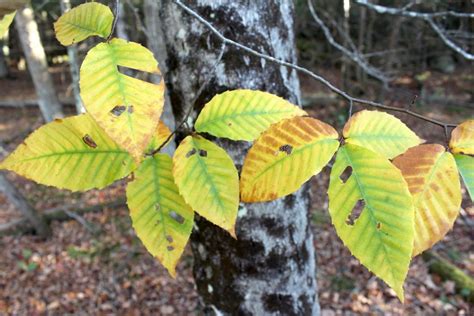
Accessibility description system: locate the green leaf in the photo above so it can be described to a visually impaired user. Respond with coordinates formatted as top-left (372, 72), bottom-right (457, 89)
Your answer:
top-left (454, 154), bottom-right (474, 202)
top-left (343, 110), bottom-right (422, 159)
top-left (0, 114), bottom-right (135, 191)
top-left (195, 90), bottom-right (307, 141)
top-left (173, 135), bottom-right (239, 235)
top-left (328, 144), bottom-right (414, 301)
top-left (126, 154), bottom-right (194, 277)
top-left (0, 11), bottom-right (15, 38)
top-left (240, 116), bottom-right (339, 202)
top-left (80, 38), bottom-right (164, 161)
top-left (54, 2), bottom-right (114, 46)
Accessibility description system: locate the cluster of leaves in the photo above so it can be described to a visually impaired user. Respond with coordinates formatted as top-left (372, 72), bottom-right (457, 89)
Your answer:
top-left (1, 2), bottom-right (473, 302)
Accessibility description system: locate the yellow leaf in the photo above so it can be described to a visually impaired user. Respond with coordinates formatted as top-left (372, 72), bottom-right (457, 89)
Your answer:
top-left (172, 135), bottom-right (239, 235)
top-left (80, 38), bottom-right (164, 161)
top-left (54, 2), bottom-right (114, 46)
top-left (328, 144), bottom-right (414, 301)
top-left (146, 120), bottom-right (172, 152)
top-left (240, 116), bottom-right (339, 202)
top-left (393, 144), bottom-right (462, 256)
top-left (0, 11), bottom-right (15, 38)
top-left (0, 114), bottom-right (135, 191)
top-left (343, 110), bottom-right (422, 159)
top-left (126, 154), bottom-right (194, 277)
top-left (195, 90), bottom-right (306, 141)
top-left (449, 120), bottom-right (474, 155)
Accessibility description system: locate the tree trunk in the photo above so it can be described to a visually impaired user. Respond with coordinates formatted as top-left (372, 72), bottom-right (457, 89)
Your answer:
top-left (15, 5), bottom-right (63, 122)
top-left (0, 40), bottom-right (8, 78)
top-left (154, 1), bottom-right (319, 315)
top-left (59, 0), bottom-right (84, 114)
top-left (0, 172), bottom-right (51, 238)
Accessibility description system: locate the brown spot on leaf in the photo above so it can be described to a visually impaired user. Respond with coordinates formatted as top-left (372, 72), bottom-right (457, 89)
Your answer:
top-left (279, 144), bottom-right (293, 155)
top-left (199, 149), bottom-right (207, 157)
top-left (346, 200), bottom-right (365, 225)
top-left (167, 245), bottom-right (174, 251)
top-left (340, 166), bottom-right (352, 183)
top-left (155, 204), bottom-right (161, 212)
top-left (169, 210), bottom-right (185, 224)
top-left (376, 222), bottom-right (382, 230)
top-left (82, 134), bottom-right (97, 148)
top-left (127, 106), bottom-right (134, 114)
top-left (227, 122), bottom-right (232, 126)
top-left (186, 148), bottom-right (197, 158)
top-left (166, 235), bottom-right (173, 243)
top-left (54, 118), bottom-right (63, 123)
top-left (111, 105), bottom-right (127, 116)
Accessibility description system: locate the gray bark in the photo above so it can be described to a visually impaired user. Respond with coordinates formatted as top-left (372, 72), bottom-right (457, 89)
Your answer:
top-left (154, 1), bottom-right (319, 315)
top-left (0, 40), bottom-right (8, 78)
top-left (15, 5), bottom-right (63, 122)
top-left (59, 0), bottom-right (84, 114)
top-left (0, 172), bottom-right (51, 238)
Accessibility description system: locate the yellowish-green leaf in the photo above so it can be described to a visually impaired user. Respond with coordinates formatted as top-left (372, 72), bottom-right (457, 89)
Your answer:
top-left (454, 154), bottom-right (474, 201)
top-left (80, 38), bottom-right (164, 161)
top-left (343, 110), bottom-right (422, 159)
top-left (240, 116), bottom-right (339, 202)
top-left (126, 154), bottom-right (194, 277)
top-left (54, 2), bottom-right (113, 46)
top-left (172, 135), bottom-right (238, 235)
top-left (195, 90), bottom-right (307, 141)
top-left (146, 120), bottom-right (172, 152)
top-left (393, 144), bottom-right (461, 257)
top-left (328, 144), bottom-right (414, 301)
top-left (0, 11), bottom-right (15, 38)
top-left (0, 114), bottom-right (135, 191)
top-left (449, 120), bottom-right (474, 155)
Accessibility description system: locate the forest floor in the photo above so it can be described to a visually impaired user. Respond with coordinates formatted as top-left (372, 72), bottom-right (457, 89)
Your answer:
top-left (0, 67), bottom-right (473, 315)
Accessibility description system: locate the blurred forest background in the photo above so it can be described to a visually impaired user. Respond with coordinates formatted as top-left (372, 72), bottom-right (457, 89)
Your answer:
top-left (0, 0), bottom-right (473, 314)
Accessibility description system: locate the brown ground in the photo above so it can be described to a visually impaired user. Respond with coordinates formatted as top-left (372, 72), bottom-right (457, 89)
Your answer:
top-left (0, 67), bottom-right (473, 315)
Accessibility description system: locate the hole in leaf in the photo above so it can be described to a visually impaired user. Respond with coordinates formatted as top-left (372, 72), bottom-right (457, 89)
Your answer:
top-left (166, 235), bottom-right (173, 243)
top-left (169, 210), bottom-right (185, 224)
top-left (82, 134), bottom-right (97, 148)
top-left (186, 148), bottom-right (197, 158)
top-left (279, 144), bottom-right (293, 155)
top-left (111, 105), bottom-right (127, 116)
top-left (340, 166), bottom-right (352, 183)
top-left (376, 222), bottom-right (382, 230)
top-left (128, 105), bottom-right (134, 114)
top-left (199, 149), bottom-right (207, 157)
top-left (167, 245), bottom-right (174, 251)
top-left (345, 199), bottom-right (365, 225)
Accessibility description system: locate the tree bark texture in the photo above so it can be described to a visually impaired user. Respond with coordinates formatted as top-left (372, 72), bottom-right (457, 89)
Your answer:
top-left (15, 5), bottom-right (63, 122)
top-left (0, 172), bottom-right (51, 238)
top-left (154, 1), bottom-right (319, 315)
top-left (0, 40), bottom-right (8, 78)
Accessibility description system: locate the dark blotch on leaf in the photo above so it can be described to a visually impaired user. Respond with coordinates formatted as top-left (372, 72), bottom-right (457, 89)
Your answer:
top-left (186, 148), bottom-right (197, 158)
top-left (376, 222), bottom-right (382, 230)
top-left (169, 210), bottom-right (185, 224)
top-left (279, 144), bottom-right (293, 155)
top-left (199, 149), bottom-right (207, 157)
top-left (167, 245), bottom-right (174, 251)
top-left (128, 105), bottom-right (134, 114)
top-left (346, 199), bottom-right (365, 225)
top-left (110, 105), bottom-right (127, 116)
top-left (82, 134), bottom-right (97, 148)
top-left (166, 235), bottom-right (173, 243)
top-left (155, 204), bottom-right (161, 212)
top-left (340, 166), bottom-right (352, 183)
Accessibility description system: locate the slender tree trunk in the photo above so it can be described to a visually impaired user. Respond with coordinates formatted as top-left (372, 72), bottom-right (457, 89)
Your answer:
top-left (154, 1), bottom-right (319, 315)
top-left (0, 172), bottom-right (51, 238)
top-left (15, 5), bottom-right (63, 122)
top-left (59, 0), bottom-right (84, 114)
top-left (0, 40), bottom-right (8, 78)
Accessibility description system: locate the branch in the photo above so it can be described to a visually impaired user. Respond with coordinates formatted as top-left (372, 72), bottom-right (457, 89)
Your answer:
top-left (107, 0), bottom-right (120, 42)
top-left (355, 0), bottom-right (474, 60)
top-left (307, 0), bottom-right (390, 85)
top-left (172, 0), bottom-right (457, 131)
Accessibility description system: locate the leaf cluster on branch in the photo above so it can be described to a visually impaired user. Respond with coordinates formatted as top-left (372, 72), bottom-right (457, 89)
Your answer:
top-left (0, 1), bottom-right (473, 302)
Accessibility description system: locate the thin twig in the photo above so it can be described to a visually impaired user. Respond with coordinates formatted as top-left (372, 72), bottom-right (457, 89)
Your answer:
top-left (172, 0), bottom-right (457, 130)
top-left (107, 0), bottom-right (120, 42)
top-left (148, 42), bottom-right (227, 156)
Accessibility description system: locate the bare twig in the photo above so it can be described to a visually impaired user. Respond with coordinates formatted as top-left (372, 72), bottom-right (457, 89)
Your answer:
top-left (148, 42), bottom-right (227, 156)
top-left (107, 0), bottom-right (120, 42)
top-left (355, 0), bottom-right (474, 60)
top-left (171, 0), bottom-right (457, 131)
top-left (308, 0), bottom-right (390, 85)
